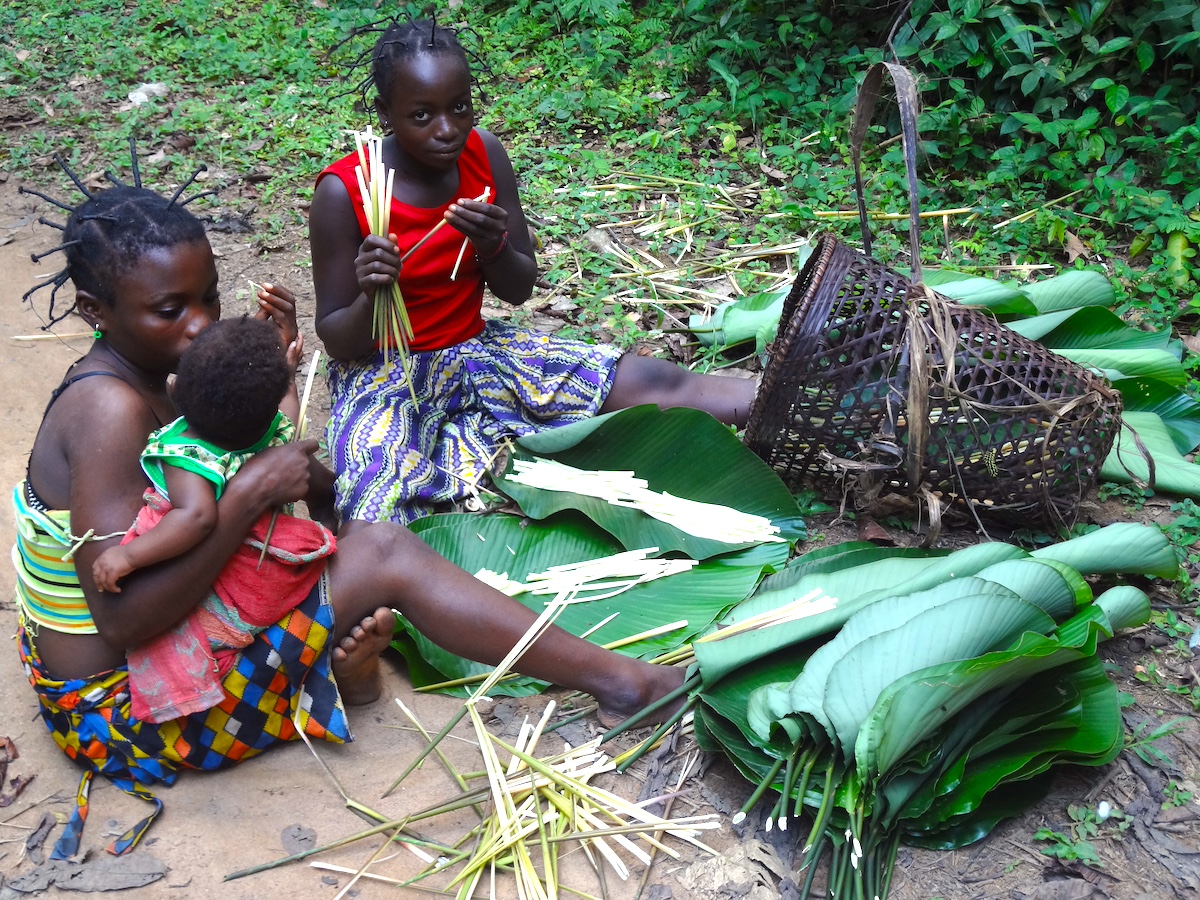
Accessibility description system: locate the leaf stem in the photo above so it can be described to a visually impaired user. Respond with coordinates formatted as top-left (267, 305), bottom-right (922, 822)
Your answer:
top-left (599, 670), bottom-right (699, 743)
top-left (732, 755), bottom-right (785, 825)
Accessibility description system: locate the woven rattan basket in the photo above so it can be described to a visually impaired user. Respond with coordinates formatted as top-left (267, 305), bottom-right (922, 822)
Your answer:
top-left (744, 63), bottom-right (1122, 525)
top-left (744, 234), bottom-right (1122, 523)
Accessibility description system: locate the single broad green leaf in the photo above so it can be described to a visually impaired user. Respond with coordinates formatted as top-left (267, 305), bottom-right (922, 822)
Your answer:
top-left (722, 546), bottom-right (934, 640)
top-left (1135, 41), bottom-right (1155, 72)
top-left (856, 600), bottom-right (1135, 777)
top-left (1007, 306), bottom-right (1172, 350)
top-left (1093, 584), bottom-right (1153, 633)
top-left (826, 592), bottom-right (1057, 759)
top-left (1111, 377), bottom-right (1200, 452)
top-left (903, 772), bottom-right (1056, 849)
top-left (695, 702), bottom-right (783, 785)
top-left (1019, 269), bottom-right (1115, 313)
top-left (688, 289), bottom-right (786, 351)
top-left (509, 410), bottom-right (614, 454)
top-left (390, 627), bottom-right (459, 687)
top-left (707, 644), bottom-right (819, 755)
top-left (1130, 227), bottom-right (1156, 260)
top-left (1102, 412), bottom-right (1200, 500)
top-left (395, 511), bottom-right (776, 696)
top-left (1052, 348), bottom-right (1187, 385)
top-left (499, 406), bottom-right (806, 559)
top-left (766, 541), bottom-right (948, 582)
top-left (920, 270), bottom-right (1037, 317)
top-left (1031, 519), bottom-right (1178, 580)
top-left (1105, 83), bottom-right (1130, 113)
top-left (707, 56), bottom-right (740, 106)
top-left (721, 296), bottom-right (785, 353)
top-left (1000, 13), bottom-right (1036, 58)
top-left (972, 557), bottom-right (1090, 620)
top-left (737, 556), bottom-right (941, 621)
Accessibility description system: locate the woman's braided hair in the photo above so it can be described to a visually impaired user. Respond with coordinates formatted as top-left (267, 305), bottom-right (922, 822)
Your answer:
top-left (21, 140), bottom-right (212, 327)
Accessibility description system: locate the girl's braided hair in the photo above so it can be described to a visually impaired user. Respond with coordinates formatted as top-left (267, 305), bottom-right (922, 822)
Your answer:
top-left (20, 140), bottom-right (213, 327)
top-left (335, 14), bottom-right (488, 115)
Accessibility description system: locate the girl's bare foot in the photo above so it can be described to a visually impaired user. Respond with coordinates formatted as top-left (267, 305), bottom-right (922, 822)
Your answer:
top-left (331, 607), bottom-right (395, 705)
top-left (595, 664), bottom-right (687, 730)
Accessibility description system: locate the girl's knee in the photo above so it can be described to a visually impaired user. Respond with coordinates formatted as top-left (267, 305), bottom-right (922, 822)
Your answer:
top-left (607, 355), bottom-right (689, 410)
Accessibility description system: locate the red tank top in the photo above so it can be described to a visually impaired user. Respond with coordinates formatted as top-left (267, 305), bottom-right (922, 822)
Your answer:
top-left (317, 129), bottom-right (494, 352)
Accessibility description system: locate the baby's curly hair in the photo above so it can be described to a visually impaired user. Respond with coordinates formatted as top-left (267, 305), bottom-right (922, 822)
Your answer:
top-left (172, 317), bottom-right (289, 450)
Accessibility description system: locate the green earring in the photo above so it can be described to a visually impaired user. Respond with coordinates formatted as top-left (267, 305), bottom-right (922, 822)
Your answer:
top-left (92, 326), bottom-right (103, 340)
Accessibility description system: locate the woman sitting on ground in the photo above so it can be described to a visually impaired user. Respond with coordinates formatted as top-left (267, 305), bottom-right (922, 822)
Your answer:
top-left (13, 164), bottom-right (682, 859)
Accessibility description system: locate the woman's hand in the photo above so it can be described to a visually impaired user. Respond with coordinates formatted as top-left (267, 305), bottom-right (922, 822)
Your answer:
top-left (285, 332), bottom-right (305, 377)
top-left (255, 282), bottom-right (300, 350)
top-left (354, 233), bottom-right (401, 298)
top-left (227, 440), bottom-right (322, 512)
top-left (445, 198), bottom-right (508, 259)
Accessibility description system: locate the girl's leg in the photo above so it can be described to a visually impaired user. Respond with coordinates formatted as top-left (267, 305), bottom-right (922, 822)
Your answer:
top-left (324, 520), bottom-right (683, 718)
top-left (600, 354), bottom-right (756, 427)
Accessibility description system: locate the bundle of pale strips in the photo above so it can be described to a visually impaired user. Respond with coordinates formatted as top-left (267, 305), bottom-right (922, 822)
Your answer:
top-left (352, 126), bottom-right (416, 399)
top-left (468, 549), bottom-right (696, 701)
top-left (507, 458), bottom-right (784, 544)
top-left (476, 547), bottom-right (698, 604)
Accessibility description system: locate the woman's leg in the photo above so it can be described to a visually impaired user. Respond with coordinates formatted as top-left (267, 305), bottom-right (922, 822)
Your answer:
top-left (324, 520), bottom-right (683, 717)
top-left (600, 354), bottom-right (756, 427)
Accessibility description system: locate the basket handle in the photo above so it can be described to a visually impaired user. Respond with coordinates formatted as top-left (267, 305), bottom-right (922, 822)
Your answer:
top-left (850, 61), bottom-right (924, 284)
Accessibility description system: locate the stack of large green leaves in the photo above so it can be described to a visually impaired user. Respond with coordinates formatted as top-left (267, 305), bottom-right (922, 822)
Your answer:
top-left (390, 406), bottom-right (807, 695)
top-left (690, 523), bottom-right (1177, 899)
top-left (388, 406), bottom-right (1175, 898)
top-left (691, 265), bottom-right (1200, 500)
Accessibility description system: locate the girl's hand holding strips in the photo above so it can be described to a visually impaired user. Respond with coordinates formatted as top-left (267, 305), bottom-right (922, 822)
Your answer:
top-left (354, 232), bottom-right (402, 296)
top-left (445, 197), bottom-right (509, 262)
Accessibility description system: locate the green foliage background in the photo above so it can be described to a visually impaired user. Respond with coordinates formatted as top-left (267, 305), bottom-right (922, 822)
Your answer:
top-left (0, 0), bottom-right (1196, 329)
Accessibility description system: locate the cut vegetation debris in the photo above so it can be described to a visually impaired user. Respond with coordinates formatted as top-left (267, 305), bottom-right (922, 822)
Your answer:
top-left (452, 702), bottom-right (719, 898)
top-left (566, 172), bottom-right (802, 311)
top-left (506, 458), bottom-right (784, 545)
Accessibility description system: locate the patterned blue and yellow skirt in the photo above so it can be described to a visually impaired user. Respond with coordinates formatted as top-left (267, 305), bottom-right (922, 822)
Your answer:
top-left (326, 320), bottom-right (623, 525)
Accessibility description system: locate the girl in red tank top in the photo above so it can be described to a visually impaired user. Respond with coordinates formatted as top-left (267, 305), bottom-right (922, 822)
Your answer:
top-left (310, 19), bottom-right (757, 527)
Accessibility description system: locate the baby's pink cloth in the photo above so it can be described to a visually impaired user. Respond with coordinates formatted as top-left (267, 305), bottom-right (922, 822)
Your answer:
top-left (124, 491), bottom-right (336, 723)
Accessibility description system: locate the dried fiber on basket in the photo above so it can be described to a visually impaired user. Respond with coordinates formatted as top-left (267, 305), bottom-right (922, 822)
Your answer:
top-left (743, 62), bottom-right (1122, 526)
top-left (743, 233), bottom-right (1122, 525)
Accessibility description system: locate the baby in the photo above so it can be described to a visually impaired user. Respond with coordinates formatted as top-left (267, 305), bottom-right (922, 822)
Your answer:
top-left (92, 313), bottom-right (336, 724)
top-left (93, 314), bottom-right (300, 591)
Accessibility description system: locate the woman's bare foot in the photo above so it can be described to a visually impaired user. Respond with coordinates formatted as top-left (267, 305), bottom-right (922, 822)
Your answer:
top-left (595, 664), bottom-right (687, 730)
top-left (331, 607), bottom-right (395, 705)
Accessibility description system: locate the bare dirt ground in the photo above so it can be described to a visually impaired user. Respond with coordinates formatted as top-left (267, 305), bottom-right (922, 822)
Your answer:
top-left (3, 169), bottom-right (1200, 900)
